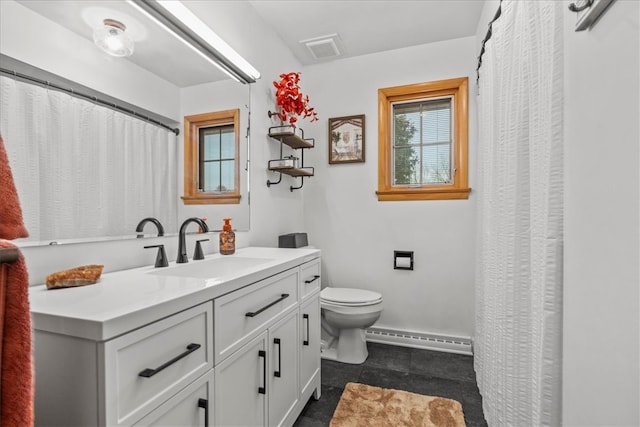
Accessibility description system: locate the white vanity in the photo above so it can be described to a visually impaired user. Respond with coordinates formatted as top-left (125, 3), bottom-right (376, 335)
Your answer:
top-left (28, 247), bottom-right (322, 426)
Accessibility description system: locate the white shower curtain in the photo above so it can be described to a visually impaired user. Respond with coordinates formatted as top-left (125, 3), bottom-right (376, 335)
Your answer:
top-left (0, 76), bottom-right (178, 242)
top-left (475, 1), bottom-right (563, 426)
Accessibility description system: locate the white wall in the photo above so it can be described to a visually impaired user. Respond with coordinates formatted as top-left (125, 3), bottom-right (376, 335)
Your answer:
top-left (301, 37), bottom-right (478, 339)
top-left (563, 0), bottom-right (640, 425)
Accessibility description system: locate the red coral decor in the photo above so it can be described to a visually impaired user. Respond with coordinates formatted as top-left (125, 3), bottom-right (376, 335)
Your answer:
top-left (272, 72), bottom-right (318, 127)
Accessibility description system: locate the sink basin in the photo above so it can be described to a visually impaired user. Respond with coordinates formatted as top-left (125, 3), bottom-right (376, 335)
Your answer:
top-left (149, 256), bottom-right (273, 279)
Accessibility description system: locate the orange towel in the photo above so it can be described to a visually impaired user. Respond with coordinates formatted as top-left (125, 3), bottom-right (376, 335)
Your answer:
top-left (0, 240), bottom-right (33, 425)
top-left (0, 134), bottom-right (29, 240)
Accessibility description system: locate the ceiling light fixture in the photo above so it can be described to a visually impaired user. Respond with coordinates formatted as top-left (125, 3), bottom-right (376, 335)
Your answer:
top-left (93, 18), bottom-right (135, 57)
top-left (127, 0), bottom-right (260, 84)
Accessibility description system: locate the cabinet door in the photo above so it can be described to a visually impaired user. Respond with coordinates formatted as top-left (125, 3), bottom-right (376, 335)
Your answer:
top-left (133, 370), bottom-right (213, 427)
top-left (268, 311), bottom-right (299, 427)
top-left (215, 332), bottom-right (267, 427)
top-left (299, 294), bottom-right (321, 399)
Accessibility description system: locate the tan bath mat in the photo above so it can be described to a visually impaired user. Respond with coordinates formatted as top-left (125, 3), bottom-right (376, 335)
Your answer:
top-left (330, 382), bottom-right (466, 427)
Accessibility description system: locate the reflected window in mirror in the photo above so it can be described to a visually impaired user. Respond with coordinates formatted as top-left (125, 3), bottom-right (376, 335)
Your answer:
top-left (183, 109), bottom-right (240, 204)
top-left (199, 124), bottom-right (235, 192)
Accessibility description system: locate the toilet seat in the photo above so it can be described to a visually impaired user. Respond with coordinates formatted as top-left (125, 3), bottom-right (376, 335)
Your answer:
top-left (321, 287), bottom-right (382, 307)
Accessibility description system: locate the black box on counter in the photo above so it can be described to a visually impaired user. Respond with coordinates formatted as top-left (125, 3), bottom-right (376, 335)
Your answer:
top-left (278, 232), bottom-right (308, 248)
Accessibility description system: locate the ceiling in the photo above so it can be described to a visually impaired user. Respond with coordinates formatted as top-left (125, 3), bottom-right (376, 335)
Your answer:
top-left (16, 0), bottom-right (485, 88)
top-left (249, 1), bottom-right (485, 65)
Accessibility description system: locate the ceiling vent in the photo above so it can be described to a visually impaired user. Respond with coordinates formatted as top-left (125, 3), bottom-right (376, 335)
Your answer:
top-left (300, 34), bottom-right (344, 60)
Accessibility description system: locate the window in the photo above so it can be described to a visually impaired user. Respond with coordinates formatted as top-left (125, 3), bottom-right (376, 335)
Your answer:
top-left (183, 109), bottom-right (240, 204)
top-left (199, 124), bottom-right (235, 192)
top-left (377, 78), bottom-right (470, 201)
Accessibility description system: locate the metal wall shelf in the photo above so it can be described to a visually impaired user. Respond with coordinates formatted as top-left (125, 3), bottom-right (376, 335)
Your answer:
top-left (267, 126), bottom-right (315, 149)
top-left (267, 125), bottom-right (315, 191)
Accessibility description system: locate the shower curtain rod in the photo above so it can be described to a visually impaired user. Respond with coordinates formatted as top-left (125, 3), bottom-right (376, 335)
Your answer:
top-left (0, 66), bottom-right (180, 136)
top-left (0, 247), bottom-right (20, 264)
top-left (476, 0), bottom-right (503, 85)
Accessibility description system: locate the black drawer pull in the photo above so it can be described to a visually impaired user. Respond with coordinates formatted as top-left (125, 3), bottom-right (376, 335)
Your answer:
top-left (303, 314), bottom-right (310, 346)
top-left (138, 343), bottom-right (201, 378)
top-left (198, 398), bottom-right (209, 426)
top-left (245, 293), bottom-right (289, 317)
top-left (258, 350), bottom-right (266, 394)
top-left (274, 338), bottom-right (282, 377)
top-left (304, 275), bottom-right (320, 284)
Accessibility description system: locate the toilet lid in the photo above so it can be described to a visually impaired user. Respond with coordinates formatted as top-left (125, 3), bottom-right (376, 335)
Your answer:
top-left (321, 287), bottom-right (382, 305)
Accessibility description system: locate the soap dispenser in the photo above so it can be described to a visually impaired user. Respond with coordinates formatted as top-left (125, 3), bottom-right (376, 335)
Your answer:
top-left (219, 218), bottom-right (235, 255)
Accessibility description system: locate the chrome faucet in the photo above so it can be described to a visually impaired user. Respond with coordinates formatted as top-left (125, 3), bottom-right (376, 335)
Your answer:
top-left (177, 217), bottom-right (209, 263)
top-left (135, 217), bottom-right (165, 238)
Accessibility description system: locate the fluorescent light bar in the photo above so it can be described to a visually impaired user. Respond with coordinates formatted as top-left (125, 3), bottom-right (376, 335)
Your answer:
top-left (128, 0), bottom-right (260, 84)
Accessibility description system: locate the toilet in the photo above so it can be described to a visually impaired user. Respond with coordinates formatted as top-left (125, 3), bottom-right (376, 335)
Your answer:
top-left (320, 287), bottom-right (383, 364)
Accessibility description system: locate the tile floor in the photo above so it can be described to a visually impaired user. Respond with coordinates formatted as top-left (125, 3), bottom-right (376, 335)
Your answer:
top-left (293, 342), bottom-right (487, 427)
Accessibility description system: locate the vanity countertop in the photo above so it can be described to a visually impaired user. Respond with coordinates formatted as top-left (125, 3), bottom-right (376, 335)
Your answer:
top-left (29, 247), bottom-right (321, 341)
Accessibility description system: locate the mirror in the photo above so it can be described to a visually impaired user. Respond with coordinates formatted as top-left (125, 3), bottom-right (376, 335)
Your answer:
top-left (0, 0), bottom-right (253, 245)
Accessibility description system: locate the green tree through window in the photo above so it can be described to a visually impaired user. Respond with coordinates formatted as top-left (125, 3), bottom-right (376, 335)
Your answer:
top-left (393, 114), bottom-right (418, 185)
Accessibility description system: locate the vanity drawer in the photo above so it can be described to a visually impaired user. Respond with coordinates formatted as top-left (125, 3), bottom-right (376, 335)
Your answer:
top-left (300, 258), bottom-right (321, 300)
top-left (102, 302), bottom-right (213, 426)
top-left (214, 268), bottom-right (298, 363)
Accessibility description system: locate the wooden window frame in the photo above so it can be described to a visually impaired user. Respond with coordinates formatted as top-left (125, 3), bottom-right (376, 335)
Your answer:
top-left (182, 109), bottom-right (241, 205)
top-left (377, 77), bottom-right (470, 201)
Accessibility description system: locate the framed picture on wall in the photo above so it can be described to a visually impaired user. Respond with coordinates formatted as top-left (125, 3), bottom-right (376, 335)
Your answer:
top-left (328, 114), bottom-right (365, 164)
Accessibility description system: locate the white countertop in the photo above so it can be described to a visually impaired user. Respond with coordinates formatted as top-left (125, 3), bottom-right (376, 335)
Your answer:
top-left (29, 247), bottom-right (321, 341)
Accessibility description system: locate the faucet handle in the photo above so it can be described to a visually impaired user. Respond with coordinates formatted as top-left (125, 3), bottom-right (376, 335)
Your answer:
top-left (144, 244), bottom-right (169, 268)
top-left (193, 239), bottom-right (209, 261)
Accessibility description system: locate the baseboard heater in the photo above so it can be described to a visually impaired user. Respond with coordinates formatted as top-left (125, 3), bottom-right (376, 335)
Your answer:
top-left (365, 327), bottom-right (473, 356)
